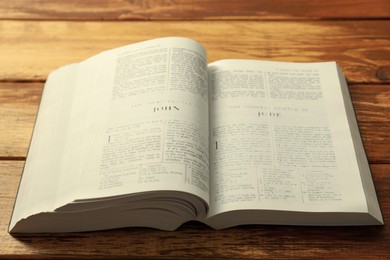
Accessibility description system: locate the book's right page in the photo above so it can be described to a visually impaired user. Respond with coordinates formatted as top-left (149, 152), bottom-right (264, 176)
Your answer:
top-left (205, 60), bottom-right (383, 229)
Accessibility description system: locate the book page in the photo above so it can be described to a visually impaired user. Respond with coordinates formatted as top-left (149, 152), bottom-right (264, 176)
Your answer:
top-left (53, 37), bottom-right (210, 207)
top-left (9, 64), bottom-right (79, 229)
top-left (207, 60), bottom-right (367, 217)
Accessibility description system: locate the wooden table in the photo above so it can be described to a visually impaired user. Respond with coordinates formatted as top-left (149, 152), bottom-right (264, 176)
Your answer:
top-left (1, 1), bottom-right (389, 258)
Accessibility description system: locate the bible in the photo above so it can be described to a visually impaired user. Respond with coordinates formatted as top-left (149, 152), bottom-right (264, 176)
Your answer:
top-left (9, 37), bottom-right (383, 233)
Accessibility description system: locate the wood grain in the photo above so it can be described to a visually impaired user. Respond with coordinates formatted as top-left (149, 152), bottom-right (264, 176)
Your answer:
top-left (1, 82), bottom-right (389, 162)
top-left (351, 85), bottom-right (390, 163)
top-left (0, 21), bottom-right (389, 83)
top-left (0, 0), bottom-right (389, 21)
top-left (0, 161), bottom-right (388, 259)
top-left (0, 83), bottom-right (41, 159)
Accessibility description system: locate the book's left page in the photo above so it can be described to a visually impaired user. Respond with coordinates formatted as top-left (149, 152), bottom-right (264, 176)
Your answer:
top-left (10, 37), bottom-right (210, 232)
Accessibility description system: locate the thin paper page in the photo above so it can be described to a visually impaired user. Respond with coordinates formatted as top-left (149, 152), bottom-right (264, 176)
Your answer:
top-left (9, 64), bottom-right (79, 229)
top-left (207, 60), bottom-right (367, 217)
top-left (54, 37), bottom-right (210, 207)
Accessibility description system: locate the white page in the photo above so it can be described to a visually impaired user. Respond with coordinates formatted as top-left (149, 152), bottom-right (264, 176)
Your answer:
top-left (10, 64), bottom-right (79, 229)
top-left (53, 37), bottom-right (210, 208)
top-left (207, 60), bottom-right (367, 217)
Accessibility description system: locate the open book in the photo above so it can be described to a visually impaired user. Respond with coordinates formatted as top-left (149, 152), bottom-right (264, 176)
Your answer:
top-left (9, 37), bottom-right (383, 233)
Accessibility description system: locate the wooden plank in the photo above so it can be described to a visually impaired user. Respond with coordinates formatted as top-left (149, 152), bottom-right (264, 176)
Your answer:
top-left (0, 83), bottom-right (389, 163)
top-left (0, 21), bottom-right (389, 83)
top-left (0, 160), bottom-right (388, 258)
top-left (0, 83), bottom-right (42, 159)
top-left (0, 0), bottom-right (389, 21)
top-left (351, 85), bottom-right (390, 163)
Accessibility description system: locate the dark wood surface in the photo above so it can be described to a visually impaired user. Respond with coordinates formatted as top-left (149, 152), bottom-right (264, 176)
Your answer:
top-left (0, 1), bottom-right (389, 258)
top-left (1, 0), bottom-right (389, 20)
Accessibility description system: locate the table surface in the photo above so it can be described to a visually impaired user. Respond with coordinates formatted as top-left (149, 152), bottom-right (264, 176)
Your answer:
top-left (1, 1), bottom-right (389, 259)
